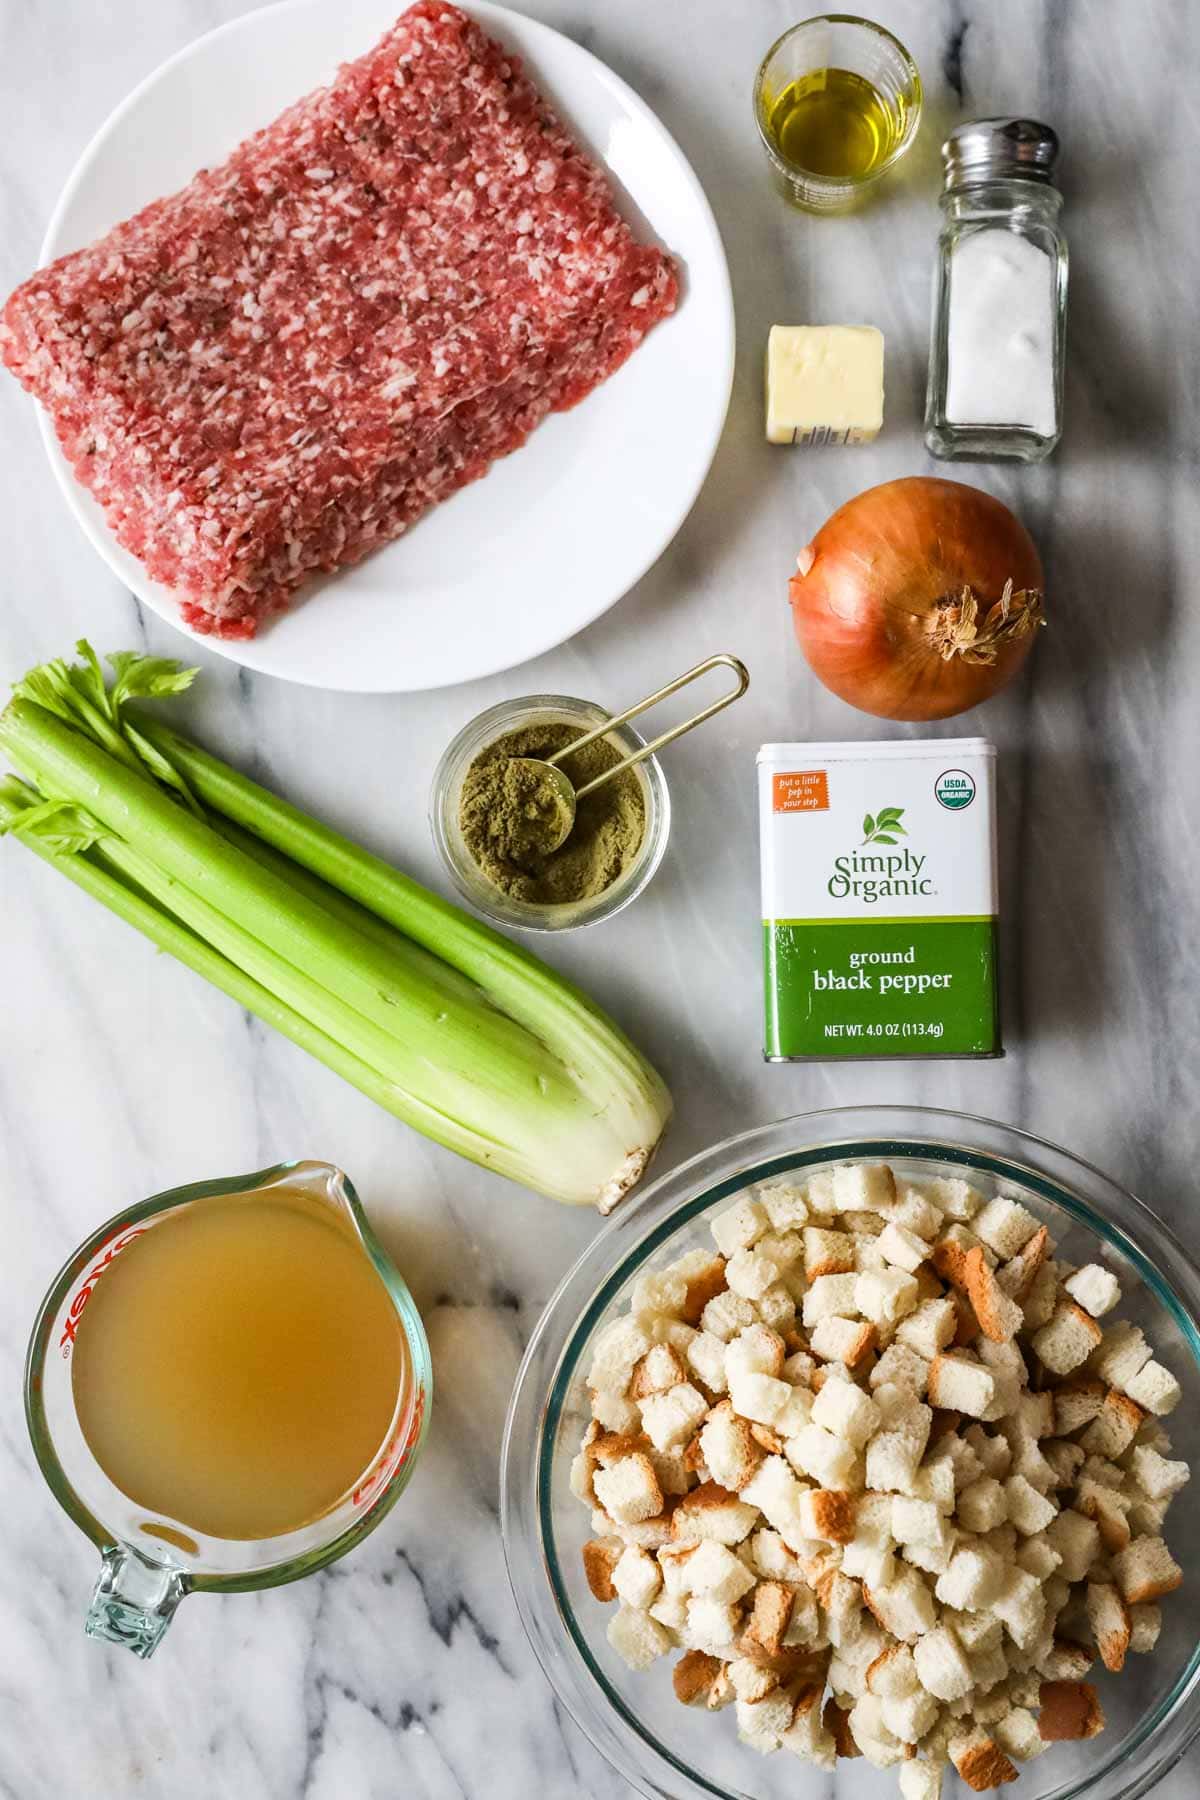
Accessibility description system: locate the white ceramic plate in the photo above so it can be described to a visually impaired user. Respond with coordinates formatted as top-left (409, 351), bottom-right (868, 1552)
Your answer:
top-left (36, 0), bottom-right (733, 693)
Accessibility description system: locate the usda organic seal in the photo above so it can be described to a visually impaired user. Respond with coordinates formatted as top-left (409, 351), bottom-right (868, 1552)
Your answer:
top-left (935, 768), bottom-right (977, 810)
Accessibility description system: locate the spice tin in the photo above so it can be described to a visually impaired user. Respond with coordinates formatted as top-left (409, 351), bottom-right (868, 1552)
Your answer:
top-left (758, 739), bottom-right (1000, 1060)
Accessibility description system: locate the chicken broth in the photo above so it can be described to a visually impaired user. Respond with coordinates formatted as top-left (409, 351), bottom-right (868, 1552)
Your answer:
top-left (70, 1186), bottom-right (406, 1541)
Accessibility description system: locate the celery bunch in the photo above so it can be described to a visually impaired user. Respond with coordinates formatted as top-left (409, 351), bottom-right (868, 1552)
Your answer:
top-left (0, 645), bottom-right (670, 1210)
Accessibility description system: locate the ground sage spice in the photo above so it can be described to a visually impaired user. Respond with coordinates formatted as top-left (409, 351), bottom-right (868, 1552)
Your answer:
top-left (458, 721), bottom-right (646, 906)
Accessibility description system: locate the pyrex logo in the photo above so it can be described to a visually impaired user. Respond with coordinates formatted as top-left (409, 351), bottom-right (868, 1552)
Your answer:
top-left (828, 804), bottom-right (936, 905)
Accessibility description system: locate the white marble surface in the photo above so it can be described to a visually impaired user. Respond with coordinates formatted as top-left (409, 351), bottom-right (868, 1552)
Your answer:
top-left (1, 1), bottom-right (1198, 1795)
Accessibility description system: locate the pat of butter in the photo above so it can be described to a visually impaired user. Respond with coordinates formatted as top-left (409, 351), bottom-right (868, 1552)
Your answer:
top-left (765, 325), bottom-right (885, 445)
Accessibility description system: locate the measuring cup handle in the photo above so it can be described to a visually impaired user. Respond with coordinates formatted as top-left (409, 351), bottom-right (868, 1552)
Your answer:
top-left (85, 1543), bottom-right (189, 1658)
top-left (571, 654), bottom-right (750, 801)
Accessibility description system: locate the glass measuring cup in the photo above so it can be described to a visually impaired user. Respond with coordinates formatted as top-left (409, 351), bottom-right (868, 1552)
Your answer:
top-left (24, 1160), bottom-right (432, 1658)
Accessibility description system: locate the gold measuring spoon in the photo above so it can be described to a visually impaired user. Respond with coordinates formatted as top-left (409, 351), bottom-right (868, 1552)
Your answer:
top-left (507, 654), bottom-right (750, 856)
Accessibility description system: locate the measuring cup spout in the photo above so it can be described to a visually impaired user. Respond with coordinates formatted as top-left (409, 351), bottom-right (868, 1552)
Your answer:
top-left (85, 1544), bottom-right (189, 1658)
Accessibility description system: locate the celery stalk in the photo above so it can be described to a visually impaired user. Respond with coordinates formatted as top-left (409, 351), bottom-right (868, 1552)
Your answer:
top-left (0, 653), bottom-right (670, 1209)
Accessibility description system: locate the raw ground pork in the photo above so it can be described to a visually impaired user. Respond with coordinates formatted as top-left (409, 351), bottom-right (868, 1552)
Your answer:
top-left (0, 1), bottom-right (677, 638)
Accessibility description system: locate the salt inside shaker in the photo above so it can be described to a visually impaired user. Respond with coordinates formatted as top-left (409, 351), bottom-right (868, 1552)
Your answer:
top-left (925, 118), bottom-right (1068, 463)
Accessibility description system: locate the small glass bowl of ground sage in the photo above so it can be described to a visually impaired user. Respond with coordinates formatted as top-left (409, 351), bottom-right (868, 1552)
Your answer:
top-left (430, 695), bottom-right (671, 932)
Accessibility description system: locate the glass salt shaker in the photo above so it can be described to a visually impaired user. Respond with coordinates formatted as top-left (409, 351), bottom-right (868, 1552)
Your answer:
top-left (925, 118), bottom-right (1068, 463)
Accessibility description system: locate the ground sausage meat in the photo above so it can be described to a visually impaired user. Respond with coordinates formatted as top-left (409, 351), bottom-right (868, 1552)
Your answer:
top-left (0, 1), bottom-right (678, 638)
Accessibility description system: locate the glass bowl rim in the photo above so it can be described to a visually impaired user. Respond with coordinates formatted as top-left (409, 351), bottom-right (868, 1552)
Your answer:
top-left (501, 1105), bottom-right (1200, 1800)
top-left (752, 13), bottom-right (924, 191)
top-left (428, 691), bottom-right (672, 934)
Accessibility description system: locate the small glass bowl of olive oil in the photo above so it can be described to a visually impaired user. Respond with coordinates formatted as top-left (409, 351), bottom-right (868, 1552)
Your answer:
top-left (754, 15), bottom-right (922, 213)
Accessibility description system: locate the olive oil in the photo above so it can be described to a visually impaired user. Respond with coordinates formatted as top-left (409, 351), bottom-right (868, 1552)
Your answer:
top-left (766, 67), bottom-right (901, 181)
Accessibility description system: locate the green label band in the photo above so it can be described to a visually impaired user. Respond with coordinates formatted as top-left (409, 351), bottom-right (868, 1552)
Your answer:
top-left (763, 917), bottom-right (1000, 1059)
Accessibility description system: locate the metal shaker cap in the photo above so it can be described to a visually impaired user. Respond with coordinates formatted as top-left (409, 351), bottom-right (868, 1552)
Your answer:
top-left (941, 118), bottom-right (1059, 189)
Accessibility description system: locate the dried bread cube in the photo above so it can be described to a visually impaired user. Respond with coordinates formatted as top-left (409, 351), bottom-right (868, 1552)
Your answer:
top-left (958, 1476), bottom-right (1007, 1534)
top-left (740, 1455), bottom-right (805, 1528)
top-left (1053, 1377), bottom-right (1105, 1435)
top-left (856, 1268), bottom-right (920, 1329)
top-left (640, 1382), bottom-right (708, 1452)
top-left (593, 1453), bottom-right (663, 1524)
top-left (1123, 1359), bottom-right (1182, 1417)
top-left (700, 1290), bottom-right (757, 1343)
top-left (668, 1250), bottom-right (728, 1327)
top-left (1086, 1580), bottom-right (1131, 1672)
top-left (588, 1316), bottom-right (651, 1393)
top-left (741, 1579), bottom-right (794, 1656)
top-left (787, 1422), bottom-right (858, 1489)
top-left (882, 1688), bottom-right (940, 1745)
top-left (1129, 1443), bottom-right (1190, 1501)
top-left (1041, 1508), bottom-right (1101, 1582)
top-left (687, 1596), bottom-right (743, 1656)
top-left (833, 1163), bottom-right (896, 1213)
top-left (780, 1686), bottom-right (836, 1768)
top-left (914, 1624), bottom-right (973, 1701)
top-left (928, 1352), bottom-right (996, 1419)
top-left (962, 1248), bottom-right (1025, 1344)
top-left (686, 1539), bottom-right (757, 1605)
top-left (686, 1330), bottom-right (730, 1394)
top-left (863, 1568), bottom-right (936, 1641)
top-left (995, 1707), bottom-right (1047, 1761)
top-left (803, 1169), bottom-right (839, 1219)
top-left (897, 1298), bottom-right (957, 1359)
top-left (810, 1316), bottom-right (878, 1368)
top-left (672, 1648), bottom-right (724, 1705)
top-left (726, 1322), bottom-right (785, 1377)
top-left (1080, 1388), bottom-right (1144, 1458)
top-left (892, 1495), bottom-right (948, 1550)
top-left (993, 1566), bottom-right (1046, 1649)
top-left (996, 1225), bottom-right (1051, 1301)
top-left (797, 1488), bottom-right (858, 1545)
top-left (1041, 1439), bottom-right (1086, 1490)
top-left (883, 1185), bottom-right (946, 1239)
top-left (1022, 1259), bottom-right (1060, 1331)
top-left (949, 1728), bottom-right (1019, 1790)
top-left (726, 1246), bottom-right (784, 1302)
top-left (582, 1538), bottom-right (622, 1602)
top-left (1129, 1602), bottom-right (1162, 1654)
top-left (935, 1543), bottom-right (1005, 1612)
top-left (866, 1643), bottom-right (919, 1697)
top-left (727, 1369), bottom-right (793, 1426)
top-left (608, 1606), bottom-right (672, 1669)
top-left (699, 1403), bottom-right (762, 1493)
top-left (1016, 1537), bottom-right (1062, 1580)
top-left (811, 1373), bottom-right (881, 1446)
top-left (912, 1454), bottom-right (957, 1515)
top-left (926, 1176), bottom-right (983, 1222)
top-left (804, 1226), bottom-right (855, 1279)
top-left (899, 1762), bottom-right (944, 1800)
top-left (612, 1545), bottom-right (663, 1610)
top-left (973, 1196), bottom-right (1040, 1260)
top-left (631, 1266), bottom-right (689, 1319)
top-left (728, 1655), bottom-right (779, 1705)
top-left (1038, 1638), bottom-right (1093, 1681)
top-left (802, 1272), bottom-right (859, 1326)
top-left (760, 1183), bottom-right (809, 1231)
top-left (1111, 1534), bottom-right (1183, 1604)
top-left (870, 1343), bottom-right (931, 1397)
top-left (649, 1592), bottom-right (688, 1634)
top-left (1033, 1302), bottom-right (1103, 1376)
top-left (878, 1222), bottom-right (931, 1273)
top-left (736, 1688), bottom-right (795, 1748)
top-left (630, 1342), bottom-right (687, 1398)
top-left (712, 1196), bottom-right (768, 1258)
top-left (1089, 1322), bottom-right (1152, 1390)
top-left (755, 1284), bottom-right (796, 1332)
top-left (1038, 1679), bottom-right (1105, 1741)
top-left (590, 1388), bottom-right (642, 1435)
top-left (1063, 1263), bottom-right (1121, 1318)
top-left (848, 1693), bottom-right (905, 1768)
top-left (1005, 1474), bottom-right (1058, 1535)
top-left (672, 1480), bottom-right (759, 1545)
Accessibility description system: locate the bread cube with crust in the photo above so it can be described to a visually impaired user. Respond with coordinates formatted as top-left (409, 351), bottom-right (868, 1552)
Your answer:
top-left (593, 1453), bottom-right (664, 1524)
top-left (749, 1527), bottom-right (802, 1583)
top-left (671, 1648), bottom-right (724, 1706)
top-left (804, 1226), bottom-right (855, 1279)
top-left (811, 1373), bottom-right (881, 1447)
top-left (866, 1642), bottom-right (919, 1698)
top-left (588, 1316), bottom-right (652, 1393)
top-left (668, 1250), bottom-right (728, 1327)
top-left (608, 1606), bottom-right (672, 1669)
top-left (1033, 1303), bottom-right (1103, 1376)
top-left (810, 1316), bottom-right (878, 1369)
top-left (973, 1196), bottom-right (1040, 1260)
top-left (833, 1163), bottom-right (896, 1214)
top-left (996, 1225), bottom-right (1051, 1302)
top-left (612, 1545), bottom-right (663, 1610)
top-left (798, 1488), bottom-right (858, 1545)
top-left (1037, 1679), bottom-right (1105, 1741)
top-left (1090, 1322), bottom-right (1152, 1390)
top-left (864, 1568), bottom-right (936, 1642)
top-left (640, 1382), bottom-right (708, 1452)
top-left (1064, 1263), bottom-right (1121, 1318)
top-left (582, 1538), bottom-right (623, 1602)
top-left (950, 1728), bottom-right (1019, 1790)
top-left (1129, 1444), bottom-right (1190, 1502)
top-left (856, 1268), bottom-right (920, 1329)
top-left (672, 1481), bottom-right (759, 1545)
top-left (961, 1248), bottom-right (1025, 1345)
top-left (1124, 1359), bottom-right (1183, 1417)
top-left (897, 1298), bottom-right (957, 1359)
top-left (630, 1342), bottom-right (687, 1399)
top-left (1111, 1535), bottom-right (1183, 1604)
top-left (928, 1353), bottom-right (997, 1419)
top-left (736, 1688), bottom-right (796, 1750)
top-left (780, 1685), bottom-right (837, 1768)
top-left (1086, 1580), bottom-right (1131, 1672)
top-left (711, 1196), bottom-right (768, 1259)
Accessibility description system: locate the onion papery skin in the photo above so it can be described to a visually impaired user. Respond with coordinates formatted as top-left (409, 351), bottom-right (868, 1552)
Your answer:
top-left (788, 476), bottom-right (1045, 722)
